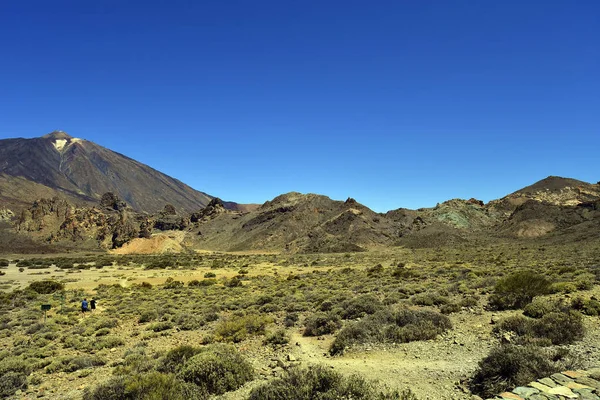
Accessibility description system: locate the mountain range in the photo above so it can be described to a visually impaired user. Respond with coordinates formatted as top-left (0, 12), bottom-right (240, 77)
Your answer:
top-left (1, 132), bottom-right (599, 254)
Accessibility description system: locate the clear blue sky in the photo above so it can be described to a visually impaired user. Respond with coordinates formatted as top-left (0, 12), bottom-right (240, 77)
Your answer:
top-left (1, 1), bottom-right (598, 212)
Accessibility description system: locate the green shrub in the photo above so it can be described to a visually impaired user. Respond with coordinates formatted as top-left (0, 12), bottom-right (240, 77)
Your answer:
top-left (147, 321), bottom-right (173, 332)
top-left (340, 294), bottom-right (383, 319)
top-left (571, 297), bottom-right (600, 316)
top-left (213, 314), bottom-right (272, 342)
top-left (469, 345), bottom-right (577, 397)
top-left (83, 373), bottom-right (204, 400)
top-left (249, 365), bottom-right (415, 400)
top-left (138, 310), bottom-right (158, 323)
top-left (203, 272), bottom-right (216, 278)
top-left (157, 345), bottom-right (203, 374)
top-left (411, 292), bottom-right (449, 307)
top-left (45, 356), bottom-right (105, 373)
top-left (522, 298), bottom-right (563, 318)
top-left (264, 329), bottom-right (290, 345)
top-left (494, 310), bottom-right (584, 345)
top-left (303, 312), bottom-right (342, 336)
top-left (0, 372), bottom-right (28, 398)
top-left (330, 309), bottom-right (451, 356)
top-left (488, 270), bottom-right (552, 310)
top-left (27, 280), bottom-right (64, 294)
top-left (163, 277), bottom-right (184, 289)
top-left (179, 344), bottom-right (254, 395)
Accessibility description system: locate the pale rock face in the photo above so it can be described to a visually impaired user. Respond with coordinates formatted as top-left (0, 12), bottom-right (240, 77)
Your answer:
top-left (52, 137), bottom-right (82, 152)
top-left (53, 139), bottom-right (68, 151)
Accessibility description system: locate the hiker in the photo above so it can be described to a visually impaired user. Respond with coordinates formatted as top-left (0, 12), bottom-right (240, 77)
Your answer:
top-left (90, 298), bottom-right (96, 312)
top-left (81, 298), bottom-right (88, 314)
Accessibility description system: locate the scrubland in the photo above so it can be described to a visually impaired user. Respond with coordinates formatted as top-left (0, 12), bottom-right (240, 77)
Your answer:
top-left (1, 240), bottom-right (600, 399)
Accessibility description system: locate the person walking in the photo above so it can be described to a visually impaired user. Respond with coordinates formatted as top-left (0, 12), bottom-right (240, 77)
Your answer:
top-left (81, 298), bottom-right (88, 314)
top-left (90, 298), bottom-right (96, 312)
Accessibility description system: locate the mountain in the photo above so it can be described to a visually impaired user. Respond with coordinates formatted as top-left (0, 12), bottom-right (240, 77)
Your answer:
top-left (0, 131), bottom-right (216, 213)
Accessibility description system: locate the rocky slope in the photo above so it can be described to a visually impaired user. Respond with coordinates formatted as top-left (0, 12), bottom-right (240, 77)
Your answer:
top-left (0, 131), bottom-right (216, 213)
top-left (3, 176), bottom-right (600, 254)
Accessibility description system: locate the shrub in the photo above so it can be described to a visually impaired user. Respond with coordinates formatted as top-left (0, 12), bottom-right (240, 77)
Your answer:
top-left (303, 312), bottom-right (342, 336)
top-left (213, 313), bottom-right (272, 343)
top-left (83, 373), bottom-right (204, 400)
top-left (163, 278), bottom-right (184, 289)
top-left (147, 321), bottom-right (173, 332)
top-left (571, 297), bottom-right (600, 316)
top-left (330, 309), bottom-right (451, 356)
top-left (488, 270), bottom-right (552, 310)
top-left (440, 303), bottom-right (461, 315)
top-left (264, 329), bottom-right (290, 345)
top-left (138, 310), bottom-right (158, 323)
top-left (523, 298), bottom-right (564, 318)
top-left (179, 344), bottom-right (254, 395)
top-left (0, 372), bottom-right (27, 398)
top-left (494, 310), bottom-right (584, 345)
top-left (27, 280), bottom-right (64, 294)
top-left (248, 365), bottom-right (415, 400)
top-left (203, 272), bottom-right (216, 278)
top-left (45, 356), bottom-right (105, 373)
top-left (225, 277), bottom-right (243, 287)
top-left (157, 345), bottom-right (203, 374)
top-left (340, 294), bottom-right (383, 319)
top-left (469, 345), bottom-right (577, 397)
top-left (411, 292), bottom-right (449, 307)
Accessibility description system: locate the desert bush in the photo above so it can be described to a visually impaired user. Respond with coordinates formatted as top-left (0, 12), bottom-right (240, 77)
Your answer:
top-left (138, 310), bottom-right (158, 323)
top-left (163, 277), bottom-right (184, 289)
top-left (179, 344), bottom-right (254, 395)
top-left (45, 355), bottom-right (105, 373)
top-left (157, 345), bottom-right (203, 374)
top-left (146, 321), bottom-right (173, 332)
top-left (469, 345), bottom-right (578, 397)
top-left (95, 336), bottom-right (125, 349)
top-left (83, 372), bottom-right (204, 400)
top-left (27, 280), bottom-right (64, 294)
top-left (0, 371), bottom-right (28, 398)
top-left (0, 259), bottom-right (9, 267)
top-left (248, 365), bottom-right (415, 400)
top-left (225, 276), bottom-right (243, 287)
top-left (203, 272), bottom-right (216, 278)
top-left (139, 282), bottom-right (153, 289)
top-left (488, 270), bottom-right (552, 310)
top-left (494, 310), bottom-right (584, 345)
top-left (439, 303), bottom-right (461, 315)
top-left (174, 313), bottom-right (205, 331)
top-left (410, 292), bottom-right (449, 307)
top-left (330, 309), bottom-right (451, 355)
top-left (0, 357), bottom-right (31, 376)
top-left (303, 312), bottom-right (342, 336)
top-left (522, 298), bottom-right (564, 318)
top-left (264, 329), bottom-right (290, 345)
top-left (284, 312), bottom-right (299, 327)
top-left (213, 313), bottom-right (272, 342)
top-left (571, 297), bottom-right (600, 316)
top-left (340, 294), bottom-right (383, 319)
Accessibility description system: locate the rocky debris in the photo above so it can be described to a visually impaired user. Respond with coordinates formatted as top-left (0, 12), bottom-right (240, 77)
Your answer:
top-left (487, 368), bottom-right (600, 400)
top-left (100, 192), bottom-right (127, 211)
top-left (190, 198), bottom-right (228, 222)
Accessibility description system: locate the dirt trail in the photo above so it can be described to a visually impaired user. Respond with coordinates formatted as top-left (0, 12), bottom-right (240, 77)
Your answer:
top-left (288, 311), bottom-right (499, 400)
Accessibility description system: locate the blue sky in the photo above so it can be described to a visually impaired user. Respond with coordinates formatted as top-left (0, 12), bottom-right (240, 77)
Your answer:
top-left (1, 1), bottom-right (598, 212)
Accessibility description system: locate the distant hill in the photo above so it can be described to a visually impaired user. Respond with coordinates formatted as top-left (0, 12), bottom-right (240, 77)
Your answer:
top-left (2, 164), bottom-right (599, 253)
top-left (0, 131), bottom-right (221, 213)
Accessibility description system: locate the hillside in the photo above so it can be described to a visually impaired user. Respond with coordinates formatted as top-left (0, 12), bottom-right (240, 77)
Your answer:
top-left (2, 174), bottom-right (600, 254)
